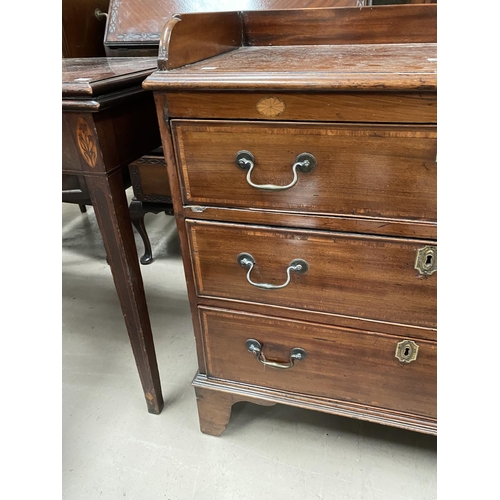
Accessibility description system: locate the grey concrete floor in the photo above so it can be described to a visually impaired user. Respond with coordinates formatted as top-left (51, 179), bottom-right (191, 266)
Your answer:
top-left (62, 195), bottom-right (437, 500)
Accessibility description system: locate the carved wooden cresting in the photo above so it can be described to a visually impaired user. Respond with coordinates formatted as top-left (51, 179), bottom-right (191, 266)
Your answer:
top-left (144, 4), bottom-right (437, 436)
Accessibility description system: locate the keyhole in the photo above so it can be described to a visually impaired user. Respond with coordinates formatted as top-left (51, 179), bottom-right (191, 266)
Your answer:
top-left (425, 254), bottom-right (433, 267)
top-left (396, 340), bottom-right (419, 363)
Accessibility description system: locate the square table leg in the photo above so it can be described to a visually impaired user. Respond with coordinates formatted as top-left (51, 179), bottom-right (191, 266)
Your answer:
top-left (85, 169), bottom-right (164, 414)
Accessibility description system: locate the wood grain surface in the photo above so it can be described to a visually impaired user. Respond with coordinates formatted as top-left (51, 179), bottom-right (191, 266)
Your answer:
top-left (105, 0), bottom-right (360, 45)
top-left (173, 120), bottom-right (437, 222)
top-left (63, 91), bottom-right (164, 413)
top-left (149, 3), bottom-right (438, 434)
top-left (145, 43), bottom-right (437, 91)
top-left (243, 4), bottom-right (436, 46)
top-left (201, 307), bottom-right (436, 418)
top-left (164, 91), bottom-right (437, 123)
top-left (188, 221), bottom-right (437, 328)
top-left (62, 57), bottom-right (157, 97)
top-left (192, 373), bottom-right (437, 435)
top-left (158, 12), bottom-right (241, 70)
top-left (62, 0), bottom-right (109, 58)
top-left (184, 206), bottom-right (437, 240)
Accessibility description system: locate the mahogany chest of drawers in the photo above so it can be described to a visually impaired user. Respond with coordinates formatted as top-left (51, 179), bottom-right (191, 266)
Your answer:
top-left (144, 4), bottom-right (437, 435)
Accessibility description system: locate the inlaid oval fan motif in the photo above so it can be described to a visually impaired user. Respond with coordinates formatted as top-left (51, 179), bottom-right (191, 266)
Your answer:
top-left (256, 96), bottom-right (286, 117)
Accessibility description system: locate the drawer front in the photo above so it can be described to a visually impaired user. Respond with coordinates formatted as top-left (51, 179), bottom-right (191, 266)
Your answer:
top-left (166, 92), bottom-right (437, 123)
top-left (201, 308), bottom-right (437, 418)
top-left (173, 120), bottom-right (436, 222)
top-left (188, 221), bottom-right (437, 329)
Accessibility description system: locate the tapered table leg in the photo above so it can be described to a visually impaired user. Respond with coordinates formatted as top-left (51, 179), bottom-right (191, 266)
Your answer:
top-left (86, 169), bottom-right (163, 414)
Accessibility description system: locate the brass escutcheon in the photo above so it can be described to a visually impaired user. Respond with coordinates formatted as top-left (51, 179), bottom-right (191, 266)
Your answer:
top-left (395, 340), bottom-right (419, 364)
top-left (415, 246), bottom-right (437, 276)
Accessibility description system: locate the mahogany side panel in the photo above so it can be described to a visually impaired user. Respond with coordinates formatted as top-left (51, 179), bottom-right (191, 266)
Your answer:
top-left (153, 95), bottom-right (208, 373)
top-left (243, 4), bottom-right (437, 46)
top-left (93, 92), bottom-right (161, 173)
top-left (62, 113), bottom-right (105, 174)
top-left (62, 174), bottom-right (91, 204)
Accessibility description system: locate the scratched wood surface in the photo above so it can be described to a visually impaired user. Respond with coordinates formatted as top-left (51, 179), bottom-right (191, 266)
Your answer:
top-left (62, 57), bottom-right (157, 97)
top-left (145, 43), bottom-right (437, 91)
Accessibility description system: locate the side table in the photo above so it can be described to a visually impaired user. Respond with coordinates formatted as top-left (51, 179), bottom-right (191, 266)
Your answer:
top-left (62, 57), bottom-right (164, 413)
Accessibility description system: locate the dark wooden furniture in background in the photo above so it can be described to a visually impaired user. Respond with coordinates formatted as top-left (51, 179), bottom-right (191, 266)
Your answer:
top-left (144, 4), bottom-right (437, 435)
top-left (129, 149), bottom-right (174, 264)
top-left (102, 0), bottom-right (361, 57)
top-left (62, 57), bottom-right (164, 414)
top-left (62, 0), bottom-right (110, 214)
top-left (62, 0), bottom-right (109, 58)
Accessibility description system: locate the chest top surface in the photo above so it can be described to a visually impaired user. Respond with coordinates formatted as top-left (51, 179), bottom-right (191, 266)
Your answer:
top-left (144, 43), bottom-right (437, 91)
top-left (143, 4), bottom-right (437, 92)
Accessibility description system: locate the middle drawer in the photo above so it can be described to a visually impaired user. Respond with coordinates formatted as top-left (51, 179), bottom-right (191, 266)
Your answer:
top-left (187, 221), bottom-right (437, 330)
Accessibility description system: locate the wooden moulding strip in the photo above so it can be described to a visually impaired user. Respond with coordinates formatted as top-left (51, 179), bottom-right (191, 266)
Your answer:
top-left (192, 373), bottom-right (437, 435)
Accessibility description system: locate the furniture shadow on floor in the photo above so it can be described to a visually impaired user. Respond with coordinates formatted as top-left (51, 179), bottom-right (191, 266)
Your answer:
top-left (228, 400), bottom-right (437, 451)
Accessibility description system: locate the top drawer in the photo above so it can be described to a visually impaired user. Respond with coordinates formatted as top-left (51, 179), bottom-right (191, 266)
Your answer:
top-left (172, 120), bottom-right (437, 222)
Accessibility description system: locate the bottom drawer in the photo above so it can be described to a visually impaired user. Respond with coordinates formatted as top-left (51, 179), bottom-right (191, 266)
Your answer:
top-left (201, 307), bottom-right (436, 419)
